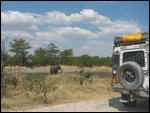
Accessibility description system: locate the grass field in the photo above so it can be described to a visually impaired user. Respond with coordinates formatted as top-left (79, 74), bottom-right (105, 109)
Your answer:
top-left (1, 66), bottom-right (119, 111)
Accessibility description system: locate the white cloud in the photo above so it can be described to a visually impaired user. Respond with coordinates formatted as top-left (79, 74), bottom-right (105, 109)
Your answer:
top-left (39, 9), bottom-right (140, 36)
top-left (29, 25), bottom-right (39, 31)
top-left (1, 9), bottom-right (140, 34)
top-left (35, 26), bottom-right (97, 41)
top-left (40, 9), bottom-right (99, 24)
top-left (1, 9), bottom-right (142, 57)
top-left (40, 9), bottom-right (113, 26)
top-left (74, 40), bottom-right (113, 56)
top-left (1, 11), bottom-right (37, 24)
top-left (68, 13), bottom-right (82, 23)
top-left (40, 11), bottom-right (68, 24)
top-left (80, 9), bottom-right (98, 20)
top-left (1, 31), bottom-right (33, 41)
top-left (53, 27), bottom-right (97, 39)
top-left (1, 11), bottom-right (38, 32)
top-left (97, 20), bottom-right (141, 37)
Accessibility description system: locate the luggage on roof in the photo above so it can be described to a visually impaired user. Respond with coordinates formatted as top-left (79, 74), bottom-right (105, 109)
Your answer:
top-left (114, 31), bottom-right (149, 46)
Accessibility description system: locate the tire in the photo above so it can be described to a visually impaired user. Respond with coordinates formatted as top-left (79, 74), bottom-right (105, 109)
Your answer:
top-left (118, 61), bottom-right (144, 90)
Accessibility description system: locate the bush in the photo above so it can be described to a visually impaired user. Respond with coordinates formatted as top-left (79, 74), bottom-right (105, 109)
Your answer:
top-left (23, 74), bottom-right (47, 93)
top-left (23, 74), bottom-right (58, 104)
top-left (73, 69), bottom-right (93, 85)
top-left (1, 75), bottom-right (19, 97)
top-left (1, 75), bottom-right (8, 96)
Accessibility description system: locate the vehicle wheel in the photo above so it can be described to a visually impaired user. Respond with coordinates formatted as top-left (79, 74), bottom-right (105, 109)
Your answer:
top-left (118, 61), bottom-right (144, 90)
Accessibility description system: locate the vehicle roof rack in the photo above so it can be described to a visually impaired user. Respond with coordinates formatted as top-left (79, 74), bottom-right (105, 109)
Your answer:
top-left (114, 31), bottom-right (149, 46)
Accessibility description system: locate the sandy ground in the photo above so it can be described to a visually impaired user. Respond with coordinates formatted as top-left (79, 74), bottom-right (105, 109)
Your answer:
top-left (2, 97), bottom-right (149, 112)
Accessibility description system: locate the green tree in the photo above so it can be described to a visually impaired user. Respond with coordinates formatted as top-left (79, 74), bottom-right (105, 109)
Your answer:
top-left (60, 49), bottom-right (73, 65)
top-left (79, 54), bottom-right (93, 67)
top-left (33, 48), bottom-right (47, 66)
top-left (9, 38), bottom-right (31, 66)
top-left (46, 43), bottom-right (60, 65)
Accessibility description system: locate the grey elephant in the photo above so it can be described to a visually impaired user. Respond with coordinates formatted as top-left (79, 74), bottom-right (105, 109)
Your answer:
top-left (50, 65), bottom-right (62, 74)
top-left (26, 59), bottom-right (33, 68)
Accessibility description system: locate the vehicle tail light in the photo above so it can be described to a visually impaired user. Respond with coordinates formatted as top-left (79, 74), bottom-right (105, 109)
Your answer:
top-left (110, 75), bottom-right (118, 84)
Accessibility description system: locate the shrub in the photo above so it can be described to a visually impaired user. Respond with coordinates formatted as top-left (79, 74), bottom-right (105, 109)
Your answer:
top-left (1, 75), bottom-right (19, 97)
top-left (1, 76), bottom-right (8, 96)
top-left (23, 74), bottom-right (47, 93)
top-left (23, 74), bottom-right (58, 104)
top-left (73, 69), bottom-right (93, 85)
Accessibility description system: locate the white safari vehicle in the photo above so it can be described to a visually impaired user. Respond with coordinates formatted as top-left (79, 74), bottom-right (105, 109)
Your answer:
top-left (111, 31), bottom-right (149, 107)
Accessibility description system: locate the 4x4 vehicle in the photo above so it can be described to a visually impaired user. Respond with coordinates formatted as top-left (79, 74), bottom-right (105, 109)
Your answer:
top-left (111, 31), bottom-right (149, 107)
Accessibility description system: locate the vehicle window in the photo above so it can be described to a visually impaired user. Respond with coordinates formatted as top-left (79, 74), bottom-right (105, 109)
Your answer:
top-left (123, 51), bottom-right (145, 67)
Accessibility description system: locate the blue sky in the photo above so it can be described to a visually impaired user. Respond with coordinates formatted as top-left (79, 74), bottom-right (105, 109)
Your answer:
top-left (1, 1), bottom-right (149, 57)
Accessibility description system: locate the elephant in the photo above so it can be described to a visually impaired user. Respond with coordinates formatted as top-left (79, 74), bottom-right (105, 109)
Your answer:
top-left (26, 59), bottom-right (33, 68)
top-left (50, 65), bottom-right (62, 74)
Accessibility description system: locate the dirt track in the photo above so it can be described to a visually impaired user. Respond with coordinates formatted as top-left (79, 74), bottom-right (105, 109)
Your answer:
top-left (4, 98), bottom-right (149, 112)
top-left (5, 66), bottom-right (111, 77)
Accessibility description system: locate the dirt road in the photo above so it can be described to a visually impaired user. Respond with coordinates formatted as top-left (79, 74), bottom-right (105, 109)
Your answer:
top-left (5, 66), bottom-right (111, 76)
top-left (6, 97), bottom-right (148, 112)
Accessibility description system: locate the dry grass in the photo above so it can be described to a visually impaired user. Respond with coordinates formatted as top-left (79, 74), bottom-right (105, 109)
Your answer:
top-left (1, 66), bottom-right (119, 111)
top-left (61, 65), bottom-right (112, 73)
